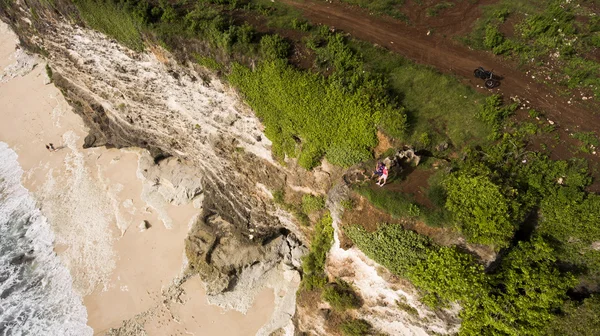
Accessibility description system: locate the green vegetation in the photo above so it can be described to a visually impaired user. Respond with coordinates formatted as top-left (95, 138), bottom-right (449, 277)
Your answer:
top-left (229, 59), bottom-right (402, 169)
top-left (539, 190), bottom-right (600, 283)
top-left (465, 0), bottom-right (600, 97)
top-left (45, 64), bottom-right (53, 83)
top-left (259, 34), bottom-right (289, 60)
top-left (338, 0), bottom-right (408, 21)
top-left (344, 224), bottom-right (431, 277)
top-left (547, 296), bottom-right (600, 336)
top-left (349, 40), bottom-right (491, 147)
top-left (302, 194), bottom-right (326, 214)
top-left (347, 223), bottom-right (577, 335)
top-left (321, 279), bottom-right (361, 311)
top-left (194, 54), bottom-right (223, 71)
top-left (444, 172), bottom-right (519, 248)
top-left (271, 189), bottom-right (310, 226)
top-left (408, 246), bottom-right (488, 307)
top-left (340, 318), bottom-right (373, 336)
top-left (571, 131), bottom-right (600, 154)
top-left (426, 2), bottom-right (454, 17)
top-left (301, 213), bottom-right (334, 290)
top-left (354, 185), bottom-right (422, 219)
top-left (72, 0), bottom-right (144, 51)
top-left (477, 94), bottom-right (518, 139)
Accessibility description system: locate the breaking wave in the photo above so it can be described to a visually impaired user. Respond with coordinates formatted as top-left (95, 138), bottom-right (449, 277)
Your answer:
top-left (0, 142), bottom-right (92, 336)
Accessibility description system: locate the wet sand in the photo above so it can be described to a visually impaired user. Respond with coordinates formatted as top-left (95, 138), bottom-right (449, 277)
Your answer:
top-left (0, 21), bottom-right (274, 335)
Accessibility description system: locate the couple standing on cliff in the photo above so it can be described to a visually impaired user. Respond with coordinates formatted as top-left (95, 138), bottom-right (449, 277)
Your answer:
top-left (372, 162), bottom-right (388, 187)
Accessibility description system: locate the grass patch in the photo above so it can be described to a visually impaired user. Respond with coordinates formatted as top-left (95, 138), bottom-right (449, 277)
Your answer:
top-left (337, 0), bottom-right (408, 22)
top-left (349, 40), bottom-right (492, 148)
top-left (354, 185), bottom-right (422, 219)
top-left (45, 63), bottom-right (53, 83)
top-left (194, 54), bottom-right (223, 71)
top-left (229, 59), bottom-right (405, 169)
top-left (426, 2), bottom-right (454, 17)
top-left (73, 0), bottom-right (144, 51)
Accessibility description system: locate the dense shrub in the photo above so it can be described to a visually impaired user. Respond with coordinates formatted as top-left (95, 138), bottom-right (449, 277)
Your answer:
top-left (477, 95), bottom-right (518, 139)
top-left (259, 34), bottom-right (289, 60)
top-left (302, 194), bottom-right (326, 214)
top-left (229, 60), bottom-right (406, 169)
top-left (322, 279), bottom-right (361, 311)
top-left (408, 246), bottom-right (488, 307)
top-left (340, 319), bottom-right (372, 336)
top-left (344, 224), bottom-right (432, 277)
top-left (461, 238), bottom-right (576, 336)
top-left (301, 213), bottom-right (334, 289)
top-left (444, 172), bottom-right (519, 248)
top-left (539, 189), bottom-right (600, 279)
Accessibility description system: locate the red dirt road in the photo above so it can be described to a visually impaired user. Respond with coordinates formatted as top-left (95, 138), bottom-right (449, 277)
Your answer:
top-left (284, 0), bottom-right (600, 134)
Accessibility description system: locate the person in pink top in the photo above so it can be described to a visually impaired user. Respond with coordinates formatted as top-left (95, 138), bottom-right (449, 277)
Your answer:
top-left (376, 165), bottom-right (388, 187)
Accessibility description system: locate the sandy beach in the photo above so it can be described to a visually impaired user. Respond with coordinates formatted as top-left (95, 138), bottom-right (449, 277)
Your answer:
top-left (0, 21), bottom-right (275, 335)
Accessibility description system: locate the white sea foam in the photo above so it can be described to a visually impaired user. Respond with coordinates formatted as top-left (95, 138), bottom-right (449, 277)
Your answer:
top-left (39, 131), bottom-right (116, 295)
top-left (0, 142), bottom-right (92, 335)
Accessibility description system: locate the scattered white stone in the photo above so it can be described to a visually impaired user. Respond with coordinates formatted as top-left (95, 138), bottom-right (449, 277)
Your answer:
top-left (548, 120), bottom-right (555, 125)
top-left (557, 177), bottom-right (564, 185)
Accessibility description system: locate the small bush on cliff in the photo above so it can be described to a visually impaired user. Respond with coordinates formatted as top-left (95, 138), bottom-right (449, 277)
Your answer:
top-left (302, 194), bottom-right (325, 214)
top-left (340, 319), bottom-right (372, 336)
top-left (322, 279), bottom-right (361, 311)
top-left (302, 213), bottom-right (334, 290)
top-left (259, 34), bottom-right (289, 60)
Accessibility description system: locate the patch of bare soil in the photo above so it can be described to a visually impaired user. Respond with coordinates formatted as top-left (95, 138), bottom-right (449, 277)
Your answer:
top-left (373, 130), bottom-right (394, 158)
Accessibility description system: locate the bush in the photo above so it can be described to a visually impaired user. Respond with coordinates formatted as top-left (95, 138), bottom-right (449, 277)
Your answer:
top-left (408, 246), bottom-right (488, 307)
top-left (461, 237), bottom-right (577, 335)
top-left (477, 94), bottom-right (518, 139)
top-left (538, 189), bottom-right (600, 280)
top-left (272, 189), bottom-right (285, 205)
top-left (444, 171), bottom-right (519, 248)
top-left (322, 279), bottom-right (361, 311)
top-left (301, 213), bottom-right (334, 290)
top-left (302, 194), bottom-right (326, 214)
top-left (483, 24), bottom-right (505, 50)
top-left (344, 224), bottom-right (432, 277)
top-left (340, 319), bottom-right (372, 336)
top-left (259, 34), bottom-right (289, 60)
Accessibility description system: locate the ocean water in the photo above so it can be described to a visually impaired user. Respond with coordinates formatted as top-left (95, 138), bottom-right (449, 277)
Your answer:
top-left (0, 142), bottom-right (92, 336)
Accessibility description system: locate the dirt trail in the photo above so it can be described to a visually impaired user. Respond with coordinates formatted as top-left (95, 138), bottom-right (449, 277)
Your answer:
top-left (284, 0), bottom-right (600, 134)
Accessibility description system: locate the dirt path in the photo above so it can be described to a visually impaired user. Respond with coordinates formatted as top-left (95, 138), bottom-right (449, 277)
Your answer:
top-left (284, 0), bottom-right (600, 134)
